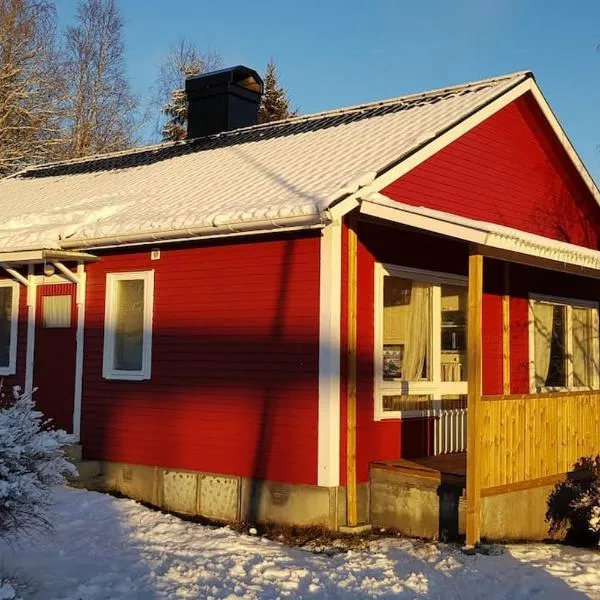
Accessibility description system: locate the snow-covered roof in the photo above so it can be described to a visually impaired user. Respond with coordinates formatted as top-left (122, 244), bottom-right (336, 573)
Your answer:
top-left (0, 71), bottom-right (537, 252)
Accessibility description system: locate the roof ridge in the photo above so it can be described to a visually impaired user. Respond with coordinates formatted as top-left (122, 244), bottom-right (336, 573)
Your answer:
top-left (11, 70), bottom-right (531, 178)
top-left (246, 70), bottom-right (532, 129)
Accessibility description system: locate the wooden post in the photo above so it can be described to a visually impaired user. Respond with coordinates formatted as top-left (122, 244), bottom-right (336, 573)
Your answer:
top-left (502, 263), bottom-right (511, 395)
top-left (466, 249), bottom-right (483, 546)
top-left (346, 215), bottom-right (358, 526)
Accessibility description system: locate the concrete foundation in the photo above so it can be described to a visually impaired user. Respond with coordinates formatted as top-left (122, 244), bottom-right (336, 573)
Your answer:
top-left (73, 458), bottom-right (561, 540)
top-left (481, 483), bottom-right (558, 541)
top-left (74, 459), bottom-right (369, 530)
top-left (370, 465), bottom-right (465, 540)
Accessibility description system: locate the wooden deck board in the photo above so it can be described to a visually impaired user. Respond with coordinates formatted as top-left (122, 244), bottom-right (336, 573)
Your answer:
top-left (371, 453), bottom-right (466, 487)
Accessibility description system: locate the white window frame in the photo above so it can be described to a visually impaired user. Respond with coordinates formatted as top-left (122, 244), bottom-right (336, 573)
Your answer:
top-left (0, 281), bottom-right (19, 376)
top-left (374, 263), bottom-right (468, 420)
top-left (103, 271), bottom-right (154, 381)
top-left (528, 293), bottom-right (600, 393)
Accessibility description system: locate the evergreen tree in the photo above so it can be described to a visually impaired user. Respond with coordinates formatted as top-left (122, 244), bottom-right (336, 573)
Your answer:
top-left (157, 39), bottom-right (222, 142)
top-left (258, 61), bottom-right (297, 124)
top-left (0, 386), bottom-right (75, 539)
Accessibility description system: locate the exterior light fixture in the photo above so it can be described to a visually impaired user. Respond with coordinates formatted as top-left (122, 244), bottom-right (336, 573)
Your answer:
top-left (43, 262), bottom-right (55, 277)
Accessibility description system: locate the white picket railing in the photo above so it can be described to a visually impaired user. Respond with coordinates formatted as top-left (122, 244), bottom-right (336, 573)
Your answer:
top-left (431, 407), bottom-right (468, 455)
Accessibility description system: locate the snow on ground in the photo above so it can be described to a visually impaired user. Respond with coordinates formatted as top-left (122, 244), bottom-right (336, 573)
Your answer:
top-left (0, 487), bottom-right (599, 599)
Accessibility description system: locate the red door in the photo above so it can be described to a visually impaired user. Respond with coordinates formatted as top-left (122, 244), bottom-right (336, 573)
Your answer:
top-left (33, 283), bottom-right (77, 433)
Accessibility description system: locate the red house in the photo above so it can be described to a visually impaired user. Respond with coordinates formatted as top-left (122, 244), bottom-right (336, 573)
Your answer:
top-left (1, 67), bottom-right (600, 543)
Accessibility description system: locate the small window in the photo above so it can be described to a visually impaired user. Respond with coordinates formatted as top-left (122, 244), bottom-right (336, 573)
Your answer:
top-left (531, 297), bottom-right (599, 392)
top-left (103, 271), bottom-right (154, 380)
top-left (0, 283), bottom-right (19, 375)
top-left (441, 285), bottom-right (467, 382)
top-left (43, 295), bottom-right (72, 328)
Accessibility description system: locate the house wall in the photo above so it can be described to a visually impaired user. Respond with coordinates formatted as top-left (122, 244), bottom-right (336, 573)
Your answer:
top-left (381, 93), bottom-right (600, 250)
top-left (80, 233), bottom-right (321, 486)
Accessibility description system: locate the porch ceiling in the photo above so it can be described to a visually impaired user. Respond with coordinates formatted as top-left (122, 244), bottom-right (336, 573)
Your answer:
top-left (360, 193), bottom-right (600, 278)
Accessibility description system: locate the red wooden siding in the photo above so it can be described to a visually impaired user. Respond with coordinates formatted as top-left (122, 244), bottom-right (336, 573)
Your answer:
top-left (80, 234), bottom-right (321, 486)
top-left (382, 93), bottom-right (600, 250)
top-left (482, 260), bottom-right (504, 396)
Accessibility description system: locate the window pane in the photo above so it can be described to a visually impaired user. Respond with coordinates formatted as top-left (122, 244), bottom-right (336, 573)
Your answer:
top-left (383, 277), bottom-right (430, 381)
top-left (0, 288), bottom-right (12, 368)
top-left (533, 302), bottom-right (566, 389)
top-left (114, 279), bottom-right (144, 371)
top-left (383, 394), bottom-right (433, 412)
top-left (441, 285), bottom-right (467, 382)
top-left (43, 295), bottom-right (71, 328)
top-left (573, 307), bottom-right (594, 388)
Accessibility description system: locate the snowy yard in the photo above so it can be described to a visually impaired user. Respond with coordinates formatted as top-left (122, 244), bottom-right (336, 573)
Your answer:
top-left (0, 487), bottom-right (599, 599)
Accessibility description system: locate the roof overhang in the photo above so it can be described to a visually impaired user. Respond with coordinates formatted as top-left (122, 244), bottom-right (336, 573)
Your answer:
top-left (0, 249), bottom-right (98, 266)
top-left (360, 193), bottom-right (600, 279)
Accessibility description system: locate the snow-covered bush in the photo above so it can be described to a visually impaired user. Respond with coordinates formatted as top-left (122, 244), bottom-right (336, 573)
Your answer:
top-left (0, 387), bottom-right (76, 540)
top-left (546, 455), bottom-right (600, 546)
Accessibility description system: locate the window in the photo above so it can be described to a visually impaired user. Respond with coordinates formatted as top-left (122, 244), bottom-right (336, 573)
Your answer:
top-left (530, 295), bottom-right (599, 392)
top-left (103, 271), bottom-right (154, 380)
top-left (43, 295), bottom-right (72, 328)
top-left (0, 282), bottom-right (19, 375)
top-left (375, 264), bottom-right (467, 419)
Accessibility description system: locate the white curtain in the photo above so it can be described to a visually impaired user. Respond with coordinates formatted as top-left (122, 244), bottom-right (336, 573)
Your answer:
top-left (533, 302), bottom-right (554, 389)
top-left (403, 283), bottom-right (430, 380)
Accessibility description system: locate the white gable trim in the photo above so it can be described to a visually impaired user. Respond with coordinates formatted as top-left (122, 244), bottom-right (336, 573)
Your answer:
top-left (526, 82), bottom-right (600, 207)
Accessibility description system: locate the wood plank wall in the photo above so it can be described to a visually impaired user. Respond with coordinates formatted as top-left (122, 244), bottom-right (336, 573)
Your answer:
top-left (479, 392), bottom-right (600, 492)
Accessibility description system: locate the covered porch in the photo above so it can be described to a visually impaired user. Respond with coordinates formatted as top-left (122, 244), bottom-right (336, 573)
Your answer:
top-left (344, 195), bottom-right (600, 542)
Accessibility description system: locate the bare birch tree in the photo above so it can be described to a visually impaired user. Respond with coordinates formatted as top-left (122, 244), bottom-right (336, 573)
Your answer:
top-left (63, 0), bottom-right (138, 158)
top-left (154, 39), bottom-right (222, 141)
top-left (0, 0), bottom-right (65, 176)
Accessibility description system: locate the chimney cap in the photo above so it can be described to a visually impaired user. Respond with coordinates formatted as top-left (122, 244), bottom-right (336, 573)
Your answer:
top-left (185, 65), bottom-right (263, 94)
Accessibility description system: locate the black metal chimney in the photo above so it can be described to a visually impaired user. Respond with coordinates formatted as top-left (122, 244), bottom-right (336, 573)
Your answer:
top-left (185, 65), bottom-right (264, 139)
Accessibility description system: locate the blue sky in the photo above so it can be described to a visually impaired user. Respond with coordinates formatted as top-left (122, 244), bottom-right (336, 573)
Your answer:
top-left (55, 0), bottom-right (600, 183)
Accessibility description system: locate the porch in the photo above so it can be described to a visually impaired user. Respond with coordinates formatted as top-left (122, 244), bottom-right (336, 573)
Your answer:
top-left (344, 200), bottom-right (600, 543)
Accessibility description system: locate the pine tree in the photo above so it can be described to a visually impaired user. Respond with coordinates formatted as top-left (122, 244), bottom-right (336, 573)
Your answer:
top-left (157, 40), bottom-right (222, 142)
top-left (258, 61), bottom-right (297, 124)
top-left (0, 386), bottom-right (75, 539)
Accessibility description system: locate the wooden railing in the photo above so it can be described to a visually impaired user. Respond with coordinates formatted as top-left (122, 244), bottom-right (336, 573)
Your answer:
top-left (478, 391), bottom-right (600, 491)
